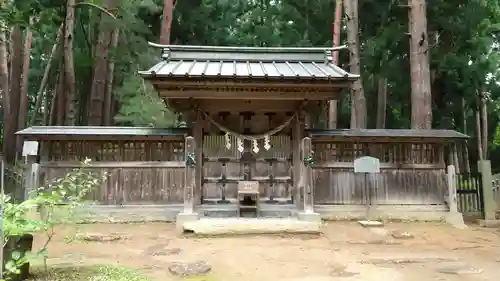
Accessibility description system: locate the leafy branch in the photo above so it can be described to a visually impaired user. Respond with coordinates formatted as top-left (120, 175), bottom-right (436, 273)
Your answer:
top-left (1, 158), bottom-right (108, 278)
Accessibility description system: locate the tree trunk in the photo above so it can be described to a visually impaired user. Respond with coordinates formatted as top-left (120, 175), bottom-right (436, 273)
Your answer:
top-left (3, 27), bottom-right (23, 163)
top-left (43, 89), bottom-right (50, 126)
top-left (475, 108), bottom-right (483, 161)
top-left (88, 0), bottom-right (118, 126)
top-left (376, 76), bottom-right (387, 129)
top-left (480, 92), bottom-right (488, 159)
top-left (103, 29), bottom-right (119, 126)
top-left (0, 18), bottom-right (11, 162)
top-left (328, 0), bottom-right (342, 129)
top-left (16, 22), bottom-right (33, 154)
top-left (461, 98), bottom-right (470, 172)
top-left (160, 0), bottom-right (175, 44)
top-left (49, 75), bottom-right (59, 126)
top-left (408, 0), bottom-right (432, 129)
top-left (30, 25), bottom-right (63, 125)
top-left (56, 67), bottom-right (66, 126)
top-left (63, 0), bottom-right (77, 125)
top-left (344, 0), bottom-right (366, 128)
top-left (463, 143), bottom-right (471, 173)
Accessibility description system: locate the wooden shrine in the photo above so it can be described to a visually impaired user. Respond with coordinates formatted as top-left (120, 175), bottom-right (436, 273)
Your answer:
top-left (16, 44), bottom-right (470, 224)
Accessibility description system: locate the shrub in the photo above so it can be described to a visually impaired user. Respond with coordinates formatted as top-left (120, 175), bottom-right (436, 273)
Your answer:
top-left (1, 158), bottom-right (107, 278)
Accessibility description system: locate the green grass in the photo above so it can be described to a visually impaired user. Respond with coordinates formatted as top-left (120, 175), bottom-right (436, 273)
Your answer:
top-left (27, 265), bottom-right (152, 281)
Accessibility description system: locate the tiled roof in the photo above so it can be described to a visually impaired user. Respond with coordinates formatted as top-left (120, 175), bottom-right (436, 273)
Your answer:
top-left (139, 44), bottom-right (359, 81)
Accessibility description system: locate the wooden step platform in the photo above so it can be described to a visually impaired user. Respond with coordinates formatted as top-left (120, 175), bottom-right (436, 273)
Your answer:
top-left (182, 218), bottom-right (323, 235)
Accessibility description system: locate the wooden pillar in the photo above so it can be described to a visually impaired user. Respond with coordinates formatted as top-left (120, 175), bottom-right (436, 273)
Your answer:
top-left (184, 136), bottom-right (196, 213)
top-left (446, 165), bottom-right (458, 213)
top-left (445, 164), bottom-right (467, 229)
top-left (293, 112), bottom-right (303, 210)
top-left (300, 137), bottom-right (314, 213)
top-left (193, 111), bottom-right (203, 205)
top-left (25, 157), bottom-right (39, 200)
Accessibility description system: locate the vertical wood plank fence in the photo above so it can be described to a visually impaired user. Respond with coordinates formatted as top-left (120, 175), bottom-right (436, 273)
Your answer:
top-left (455, 173), bottom-right (484, 216)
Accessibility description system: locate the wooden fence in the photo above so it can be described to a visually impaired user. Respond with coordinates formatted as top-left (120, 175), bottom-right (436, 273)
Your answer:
top-left (37, 138), bottom-right (188, 205)
top-left (313, 163), bottom-right (447, 205)
top-left (312, 141), bottom-right (448, 206)
top-left (39, 161), bottom-right (186, 204)
top-left (455, 173), bottom-right (483, 215)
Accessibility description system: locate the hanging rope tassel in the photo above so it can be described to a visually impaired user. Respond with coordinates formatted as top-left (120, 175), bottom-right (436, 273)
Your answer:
top-left (264, 135), bottom-right (271, 150)
top-left (237, 138), bottom-right (244, 153)
top-left (252, 139), bottom-right (259, 153)
top-left (200, 102), bottom-right (305, 152)
top-left (225, 133), bottom-right (231, 149)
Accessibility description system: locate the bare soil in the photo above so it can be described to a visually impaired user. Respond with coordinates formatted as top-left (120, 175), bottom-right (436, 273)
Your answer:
top-left (35, 222), bottom-right (500, 281)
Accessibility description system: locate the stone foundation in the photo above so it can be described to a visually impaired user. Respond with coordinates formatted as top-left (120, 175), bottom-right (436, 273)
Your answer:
top-left (63, 204), bottom-right (449, 223)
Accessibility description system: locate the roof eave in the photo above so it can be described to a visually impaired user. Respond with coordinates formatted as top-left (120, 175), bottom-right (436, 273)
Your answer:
top-left (138, 72), bottom-right (359, 82)
top-left (306, 129), bottom-right (470, 140)
top-left (15, 126), bottom-right (190, 138)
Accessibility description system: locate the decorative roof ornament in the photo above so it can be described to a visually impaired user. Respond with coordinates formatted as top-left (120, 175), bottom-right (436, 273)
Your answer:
top-left (325, 49), bottom-right (333, 63)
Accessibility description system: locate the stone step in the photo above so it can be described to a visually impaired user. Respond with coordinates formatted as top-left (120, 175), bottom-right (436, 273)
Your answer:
top-left (202, 209), bottom-right (296, 218)
top-left (182, 218), bottom-right (322, 235)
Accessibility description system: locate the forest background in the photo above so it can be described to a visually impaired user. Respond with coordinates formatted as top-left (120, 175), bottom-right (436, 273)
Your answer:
top-left (0, 0), bottom-right (499, 172)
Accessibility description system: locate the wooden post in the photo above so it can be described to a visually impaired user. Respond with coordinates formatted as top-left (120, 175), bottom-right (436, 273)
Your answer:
top-left (445, 164), bottom-right (467, 229)
top-left (193, 111), bottom-right (203, 205)
top-left (446, 165), bottom-right (458, 213)
top-left (300, 137), bottom-right (314, 213)
top-left (293, 112), bottom-right (303, 210)
top-left (184, 136), bottom-right (196, 213)
top-left (23, 155), bottom-right (38, 201)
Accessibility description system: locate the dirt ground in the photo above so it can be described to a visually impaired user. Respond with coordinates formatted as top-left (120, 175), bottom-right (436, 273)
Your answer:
top-left (35, 221), bottom-right (500, 281)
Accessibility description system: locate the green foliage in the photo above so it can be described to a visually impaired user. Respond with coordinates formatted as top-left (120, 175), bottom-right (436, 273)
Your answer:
top-left (2, 0), bottom-right (500, 164)
top-left (27, 265), bottom-right (152, 281)
top-left (1, 158), bottom-right (107, 279)
top-left (114, 74), bottom-right (176, 127)
top-left (303, 155), bottom-right (316, 169)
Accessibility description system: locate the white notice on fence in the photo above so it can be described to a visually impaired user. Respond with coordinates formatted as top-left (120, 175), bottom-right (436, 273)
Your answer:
top-left (354, 156), bottom-right (380, 173)
top-left (22, 141), bottom-right (39, 156)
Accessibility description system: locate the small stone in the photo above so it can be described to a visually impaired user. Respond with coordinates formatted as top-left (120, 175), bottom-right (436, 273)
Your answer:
top-left (168, 261), bottom-right (212, 277)
top-left (358, 220), bottom-right (384, 227)
top-left (436, 262), bottom-right (482, 275)
top-left (347, 240), bottom-right (401, 245)
top-left (391, 231), bottom-right (414, 240)
top-left (77, 233), bottom-right (124, 242)
top-left (151, 248), bottom-right (182, 256)
top-left (451, 245), bottom-right (481, 251)
top-left (361, 258), bottom-right (425, 265)
top-left (362, 257), bottom-right (457, 266)
top-left (142, 243), bottom-right (181, 256)
top-left (330, 265), bottom-right (359, 277)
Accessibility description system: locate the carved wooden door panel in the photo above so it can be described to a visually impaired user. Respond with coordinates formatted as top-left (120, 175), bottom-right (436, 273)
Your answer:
top-left (201, 135), bottom-right (242, 204)
top-left (250, 135), bottom-right (293, 204)
top-left (201, 135), bottom-right (293, 204)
